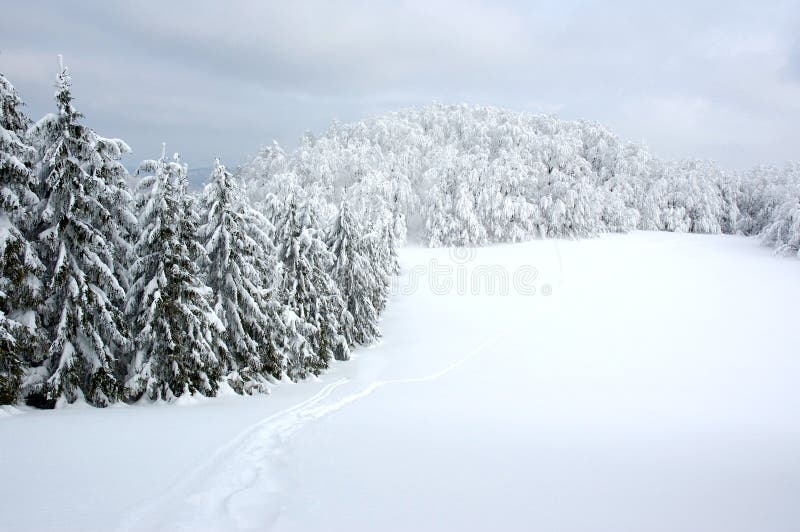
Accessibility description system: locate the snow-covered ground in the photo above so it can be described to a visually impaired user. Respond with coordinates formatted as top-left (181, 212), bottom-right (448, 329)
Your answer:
top-left (1, 231), bottom-right (799, 532)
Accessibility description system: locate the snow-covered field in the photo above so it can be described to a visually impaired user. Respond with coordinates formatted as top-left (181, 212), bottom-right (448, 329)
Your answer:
top-left (1, 231), bottom-right (798, 532)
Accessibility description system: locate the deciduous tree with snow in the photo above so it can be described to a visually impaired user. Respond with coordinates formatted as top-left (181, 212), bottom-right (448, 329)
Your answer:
top-left (762, 187), bottom-right (800, 257)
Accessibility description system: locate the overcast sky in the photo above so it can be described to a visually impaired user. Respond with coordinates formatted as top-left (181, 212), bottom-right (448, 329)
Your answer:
top-left (2, 0), bottom-right (799, 171)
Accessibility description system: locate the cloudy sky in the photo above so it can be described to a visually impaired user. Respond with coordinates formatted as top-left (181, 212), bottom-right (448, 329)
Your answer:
top-left (2, 0), bottom-right (799, 170)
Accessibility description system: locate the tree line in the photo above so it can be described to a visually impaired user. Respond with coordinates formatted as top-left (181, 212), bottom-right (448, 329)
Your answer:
top-left (0, 59), bottom-right (398, 407)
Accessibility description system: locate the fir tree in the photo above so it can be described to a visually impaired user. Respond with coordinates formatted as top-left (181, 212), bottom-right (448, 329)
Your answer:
top-left (383, 217), bottom-right (400, 276)
top-left (87, 136), bottom-right (137, 293)
top-left (125, 146), bottom-right (223, 401)
top-left (241, 205), bottom-right (292, 381)
top-left (28, 58), bottom-right (128, 406)
top-left (0, 71), bottom-right (42, 404)
top-left (275, 197), bottom-right (350, 377)
top-left (328, 200), bottom-right (380, 346)
top-left (362, 234), bottom-right (392, 319)
top-left (201, 159), bottom-right (286, 392)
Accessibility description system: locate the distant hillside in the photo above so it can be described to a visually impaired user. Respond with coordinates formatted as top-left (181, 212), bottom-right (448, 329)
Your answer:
top-left (186, 166), bottom-right (213, 190)
top-left (241, 103), bottom-right (800, 252)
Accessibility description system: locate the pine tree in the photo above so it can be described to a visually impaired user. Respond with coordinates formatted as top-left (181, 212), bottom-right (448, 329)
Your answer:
top-left (275, 197), bottom-right (350, 377)
top-left (87, 136), bottom-right (137, 293)
top-left (383, 217), bottom-right (400, 276)
top-left (242, 206), bottom-right (291, 381)
top-left (0, 71), bottom-right (42, 404)
top-left (125, 146), bottom-right (223, 401)
top-left (385, 159), bottom-right (413, 245)
top-left (328, 200), bottom-right (380, 346)
top-left (201, 160), bottom-right (286, 393)
top-left (363, 222), bottom-right (394, 318)
top-left (27, 58), bottom-right (128, 406)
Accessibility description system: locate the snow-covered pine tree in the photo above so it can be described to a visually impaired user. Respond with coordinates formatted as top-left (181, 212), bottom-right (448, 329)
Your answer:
top-left (125, 146), bottom-right (224, 401)
top-left (365, 243), bottom-right (389, 317)
top-left (176, 156), bottom-right (229, 382)
top-left (0, 315), bottom-right (29, 404)
top-left (364, 219), bottom-right (395, 318)
top-left (201, 159), bottom-right (287, 393)
top-left (27, 58), bottom-right (128, 406)
top-left (383, 215), bottom-right (400, 276)
top-left (0, 71), bottom-right (43, 404)
top-left (87, 136), bottom-right (137, 293)
top-left (242, 205), bottom-right (291, 380)
top-left (275, 196), bottom-right (350, 376)
top-left (328, 199), bottom-right (380, 346)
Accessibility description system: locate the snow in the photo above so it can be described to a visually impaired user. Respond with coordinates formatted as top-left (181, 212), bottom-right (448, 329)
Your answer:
top-left (0, 213), bottom-right (16, 264)
top-left (1, 231), bottom-right (799, 531)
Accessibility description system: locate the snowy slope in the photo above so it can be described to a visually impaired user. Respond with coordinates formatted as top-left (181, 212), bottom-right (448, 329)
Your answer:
top-left (1, 232), bottom-right (799, 532)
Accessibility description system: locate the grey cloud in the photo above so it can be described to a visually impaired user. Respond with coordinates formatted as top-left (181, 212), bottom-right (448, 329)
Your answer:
top-left (1, 0), bottom-right (799, 171)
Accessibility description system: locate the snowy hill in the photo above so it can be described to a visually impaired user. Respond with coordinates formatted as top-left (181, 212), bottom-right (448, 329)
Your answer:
top-left (2, 232), bottom-right (798, 532)
top-left (243, 104), bottom-right (800, 253)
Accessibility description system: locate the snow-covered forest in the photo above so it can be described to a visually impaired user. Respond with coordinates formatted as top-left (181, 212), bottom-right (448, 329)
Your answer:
top-left (242, 105), bottom-right (800, 248)
top-left (0, 60), bottom-right (396, 408)
top-left (0, 60), bottom-right (798, 409)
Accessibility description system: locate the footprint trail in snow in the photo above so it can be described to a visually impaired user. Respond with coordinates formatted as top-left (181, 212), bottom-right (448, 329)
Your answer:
top-left (117, 332), bottom-right (505, 532)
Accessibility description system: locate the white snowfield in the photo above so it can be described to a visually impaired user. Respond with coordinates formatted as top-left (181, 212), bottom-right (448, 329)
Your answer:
top-left (1, 231), bottom-right (799, 532)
